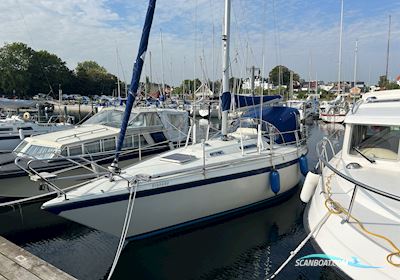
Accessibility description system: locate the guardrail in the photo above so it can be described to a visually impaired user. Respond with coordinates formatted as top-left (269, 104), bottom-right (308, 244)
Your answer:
top-left (316, 137), bottom-right (400, 221)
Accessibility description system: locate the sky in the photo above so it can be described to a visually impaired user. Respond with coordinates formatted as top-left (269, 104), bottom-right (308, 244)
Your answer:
top-left (1, 0), bottom-right (399, 86)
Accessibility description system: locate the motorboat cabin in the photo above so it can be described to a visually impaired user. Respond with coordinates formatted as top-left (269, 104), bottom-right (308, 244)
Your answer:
top-left (0, 107), bottom-right (188, 198)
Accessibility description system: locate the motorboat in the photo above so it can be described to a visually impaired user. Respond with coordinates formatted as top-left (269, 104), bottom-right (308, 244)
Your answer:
top-left (301, 89), bottom-right (400, 280)
top-left (0, 107), bottom-right (188, 198)
top-left (42, 0), bottom-right (308, 240)
top-left (0, 115), bottom-right (73, 153)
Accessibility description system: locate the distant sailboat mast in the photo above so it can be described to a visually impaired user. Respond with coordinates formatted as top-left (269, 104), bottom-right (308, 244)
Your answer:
top-left (116, 48), bottom-right (121, 99)
top-left (353, 39), bottom-right (358, 87)
top-left (337, 0), bottom-right (344, 95)
top-left (385, 15), bottom-right (391, 80)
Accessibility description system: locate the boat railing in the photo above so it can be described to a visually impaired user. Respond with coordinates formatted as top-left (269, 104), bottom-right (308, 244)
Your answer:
top-left (15, 128), bottom-right (181, 191)
top-left (316, 137), bottom-right (400, 221)
top-left (55, 127), bottom-right (110, 142)
top-left (236, 117), bottom-right (306, 148)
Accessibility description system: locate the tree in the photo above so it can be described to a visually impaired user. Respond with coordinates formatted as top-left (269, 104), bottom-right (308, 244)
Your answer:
top-left (377, 75), bottom-right (400, 90)
top-left (0, 42), bottom-right (33, 96)
top-left (75, 61), bottom-right (117, 95)
top-left (28, 50), bottom-right (75, 96)
top-left (269, 65), bottom-right (300, 86)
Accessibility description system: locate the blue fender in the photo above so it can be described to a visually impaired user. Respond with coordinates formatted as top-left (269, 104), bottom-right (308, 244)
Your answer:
top-left (270, 170), bottom-right (280, 194)
top-left (299, 155), bottom-right (308, 176)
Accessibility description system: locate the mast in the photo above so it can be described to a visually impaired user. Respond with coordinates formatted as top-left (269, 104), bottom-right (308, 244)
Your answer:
top-left (353, 39), bottom-right (358, 87)
top-left (385, 15), bottom-right (391, 80)
top-left (148, 50), bottom-right (152, 100)
top-left (112, 0), bottom-right (156, 166)
top-left (337, 0), bottom-right (344, 95)
top-left (116, 48), bottom-right (121, 99)
top-left (289, 71), bottom-right (293, 99)
top-left (220, 0), bottom-right (231, 138)
top-left (160, 29), bottom-right (165, 99)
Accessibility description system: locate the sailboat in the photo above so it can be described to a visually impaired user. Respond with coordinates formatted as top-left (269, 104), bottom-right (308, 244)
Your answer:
top-left (319, 0), bottom-right (349, 123)
top-left (42, 0), bottom-right (308, 239)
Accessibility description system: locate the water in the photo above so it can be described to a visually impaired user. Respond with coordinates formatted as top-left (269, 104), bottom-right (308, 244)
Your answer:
top-left (0, 120), bottom-right (345, 280)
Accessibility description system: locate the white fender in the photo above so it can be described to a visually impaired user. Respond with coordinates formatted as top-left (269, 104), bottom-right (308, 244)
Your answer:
top-left (300, 172), bottom-right (320, 203)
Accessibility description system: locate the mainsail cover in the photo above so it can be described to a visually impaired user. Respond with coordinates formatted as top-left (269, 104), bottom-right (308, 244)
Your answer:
top-left (114, 0), bottom-right (156, 161)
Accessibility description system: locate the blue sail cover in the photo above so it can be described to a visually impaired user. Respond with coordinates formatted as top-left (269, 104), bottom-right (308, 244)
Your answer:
top-left (242, 106), bottom-right (300, 144)
top-left (220, 92), bottom-right (231, 112)
top-left (115, 0), bottom-right (156, 160)
top-left (234, 94), bottom-right (281, 108)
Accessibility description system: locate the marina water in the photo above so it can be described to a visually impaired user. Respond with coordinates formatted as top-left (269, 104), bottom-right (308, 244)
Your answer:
top-left (0, 120), bottom-right (344, 280)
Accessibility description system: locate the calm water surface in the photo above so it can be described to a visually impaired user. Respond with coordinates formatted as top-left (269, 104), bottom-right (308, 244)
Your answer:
top-left (0, 120), bottom-right (345, 280)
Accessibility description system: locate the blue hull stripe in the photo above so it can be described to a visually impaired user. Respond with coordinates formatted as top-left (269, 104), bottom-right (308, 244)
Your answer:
top-left (44, 158), bottom-right (300, 214)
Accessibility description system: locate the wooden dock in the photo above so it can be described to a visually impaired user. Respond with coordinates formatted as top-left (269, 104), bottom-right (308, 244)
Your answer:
top-left (0, 236), bottom-right (76, 280)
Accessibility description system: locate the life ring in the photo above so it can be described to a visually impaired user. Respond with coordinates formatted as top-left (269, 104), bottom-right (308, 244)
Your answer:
top-left (23, 112), bottom-right (30, 120)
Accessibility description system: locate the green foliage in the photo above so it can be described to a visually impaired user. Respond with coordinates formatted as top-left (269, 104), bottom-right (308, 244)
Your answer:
top-left (378, 75), bottom-right (400, 90)
top-left (75, 60), bottom-right (117, 95)
top-left (0, 42), bottom-right (119, 97)
top-left (0, 42), bottom-right (33, 96)
top-left (29, 50), bottom-right (75, 95)
top-left (269, 65), bottom-right (300, 86)
top-left (320, 90), bottom-right (335, 100)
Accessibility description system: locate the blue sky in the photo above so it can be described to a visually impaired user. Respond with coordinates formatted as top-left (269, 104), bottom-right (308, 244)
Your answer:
top-left (1, 0), bottom-right (400, 86)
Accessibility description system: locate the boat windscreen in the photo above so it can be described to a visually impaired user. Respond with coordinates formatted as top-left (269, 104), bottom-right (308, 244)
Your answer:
top-left (84, 110), bottom-right (136, 127)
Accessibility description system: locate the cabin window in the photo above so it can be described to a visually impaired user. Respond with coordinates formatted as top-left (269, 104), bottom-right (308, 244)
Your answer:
top-left (83, 110), bottom-right (125, 128)
top-left (123, 135), bottom-right (133, 148)
top-left (61, 148), bottom-right (68, 157)
top-left (25, 145), bottom-right (57, 159)
top-left (210, 150), bottom-right (224, 157)
top-left (103, 137), bottom-right (116, 151)
top-left (146, 113), bottom-right (162, 126)
top-left (0, 127), bottom-right (12, 132)
top-left (129, 114), bottom-right (145, 127)
top-left (17, 127), bottom-right (33, 130)
top-left (84, 141), bottom-right (101, 154)
top-left (167, 114), bottom-right (185, 131)
top-left (69, 145), bottom-right (82, 156)
top-left (14, 141), bottom-right (29, 153)
top-left (350, 125), bottom-right (400, 161)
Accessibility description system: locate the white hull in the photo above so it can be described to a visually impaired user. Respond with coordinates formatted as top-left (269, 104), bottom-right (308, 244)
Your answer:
top-left (49, 158), bottom-right (301, 238)
top-left (305, 164), bottom-right (400, 279)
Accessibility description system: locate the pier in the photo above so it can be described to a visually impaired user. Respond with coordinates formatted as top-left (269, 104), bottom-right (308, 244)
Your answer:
top-left (0, 236), bottom-right (76, 280)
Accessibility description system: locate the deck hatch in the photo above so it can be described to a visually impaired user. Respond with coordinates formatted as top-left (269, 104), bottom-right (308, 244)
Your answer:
top-left (160, 153), bottom-right (197, 164)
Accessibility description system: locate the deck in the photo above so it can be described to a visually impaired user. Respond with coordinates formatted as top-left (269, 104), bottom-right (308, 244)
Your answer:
top-left (0, 236), bottom-right (76, 280)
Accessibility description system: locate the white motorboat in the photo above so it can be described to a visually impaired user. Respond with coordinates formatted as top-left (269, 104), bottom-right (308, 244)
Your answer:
top-left (301, 89), bottom-right (400, 280)
top-left (42, 0), bottom-right (308, 240)
top-left (0, 107), bottom-right (188, 198)
top-left (0, 115), bottom-right (73, 153)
